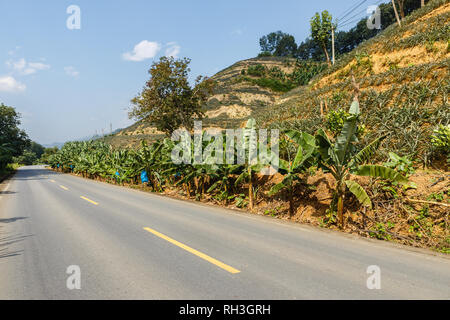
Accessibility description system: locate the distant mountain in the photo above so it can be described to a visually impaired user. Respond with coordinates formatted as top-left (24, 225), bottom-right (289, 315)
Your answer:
top-left (44, 128), bottom-right (123, 149)
top-left (43, 142), bottom-right (65, 149)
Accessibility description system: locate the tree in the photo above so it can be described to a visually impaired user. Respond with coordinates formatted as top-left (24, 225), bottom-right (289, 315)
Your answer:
top-left (310, 10), bottom-right (333, 65)
top-left (29, 142), bottom-right (45, 159)
top-left (259, 31), bottom-right (297, 57)
top-left (397, 0), bottom-right (406, 19)
top-left (129, 57), bottom-right (215, 136)
top-left (259, 31), bottom-right (285, 54)
top-left (0, 103), bottom-right (30, 169)
top-left (274, 34), bottom-right (297, 57)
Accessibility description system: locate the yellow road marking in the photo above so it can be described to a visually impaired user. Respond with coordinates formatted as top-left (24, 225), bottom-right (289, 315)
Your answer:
top-left (59, 185), bottom-right (69, 191)
top-left (143, 227), bottom-right (240, 274)
top-left (80, 196), bottom-right (98, 205)
top-left (50, 179), bottom-right (56, 183)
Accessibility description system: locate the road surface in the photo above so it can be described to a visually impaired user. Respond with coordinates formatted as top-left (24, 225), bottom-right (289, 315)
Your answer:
top-left (0, 166), bottom-right (449, 299)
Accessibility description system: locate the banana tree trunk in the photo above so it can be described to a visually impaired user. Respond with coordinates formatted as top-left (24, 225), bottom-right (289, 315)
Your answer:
top-left (288, 188), bottom-right (294, 217)
top-left (337, 194), bottom-right (344, 228)
top-left (187, 182), bottom-right (192, 198)
top-left (248, 167), bottom-right (253, 210)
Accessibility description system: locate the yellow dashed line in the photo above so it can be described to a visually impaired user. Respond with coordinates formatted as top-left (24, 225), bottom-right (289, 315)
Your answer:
top-left (80, 196), bottom-right (98, 206)
top-left (59, 185), bottom-right (69, 191)
top-left (143, 227), bottom-right (240, 274)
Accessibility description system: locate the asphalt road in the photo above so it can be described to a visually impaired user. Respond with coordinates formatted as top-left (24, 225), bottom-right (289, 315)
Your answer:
top-left (0, 166), bottom-right (448, 299)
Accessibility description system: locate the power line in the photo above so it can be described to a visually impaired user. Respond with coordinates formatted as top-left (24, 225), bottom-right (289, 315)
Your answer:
top-left (338, 0), bottom-right (385, 29)
top-left (337, 0), bottom-right (367, 21)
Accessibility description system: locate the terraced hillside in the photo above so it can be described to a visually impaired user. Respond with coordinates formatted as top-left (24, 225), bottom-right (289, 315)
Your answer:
top-left (104, 56), bottom-right (301, 148)
top-left (258, 0), bottom-right (449, 165)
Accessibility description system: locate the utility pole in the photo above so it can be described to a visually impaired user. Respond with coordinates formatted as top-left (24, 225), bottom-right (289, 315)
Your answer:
top-left (331, 24), bottom-right (336, 65)
top-left (392, 0), bottom-right (402, 27)
top-left (421, 0), bottom-right (425, 7)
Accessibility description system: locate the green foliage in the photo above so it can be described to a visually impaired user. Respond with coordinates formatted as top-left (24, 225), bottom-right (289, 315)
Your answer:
top-left (39, 147), bottom-right (59, 164)
top-left (369, 222), bottom-right (395, 241)
top-left (288, 60), bottom-right (327, 86)
top-left (353, 52), bottom-right (373, 75)
top-left (242, 60), bottom-right (326, 92)
top-left (246, 64), bottom-right (266, 77)
top-left (326, 109), bottom-right (350, 137)
top-left (383, 152), bottom-right (415, 176)
top-left (257, 51), bottom-right (272, 57)
top-left (409, 205), bottom-right (434, 240)
top-left (12, 149), bottom-right (38, 166)
top-left (431, 124), bottom-right (450, 152)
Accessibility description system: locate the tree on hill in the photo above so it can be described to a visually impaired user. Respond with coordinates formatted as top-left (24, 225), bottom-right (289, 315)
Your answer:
top-left (274, 34), bottom-right (297, 57)
top-left (129, 56), bottom-right (216, 136)
top-left (310, 10), bottom-right (333, 65)
top-left (259, 31), bottom-right (297, 57)
top-left (260, 0), bottom-right (425, 62)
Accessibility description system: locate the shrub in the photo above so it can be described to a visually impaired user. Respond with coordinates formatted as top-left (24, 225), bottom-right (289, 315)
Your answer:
top-left (247, 64), bottom-right (266, 77)
top-left (431, 124), bottom-right (450, 163)
top-left (326, 108), bottom-right (365, 138)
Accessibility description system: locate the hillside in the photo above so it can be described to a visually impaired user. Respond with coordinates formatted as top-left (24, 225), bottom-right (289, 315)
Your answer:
top-left (258, 0), bottom-right (449, 165)
top-left (104, 56), bottom-right (305, 147)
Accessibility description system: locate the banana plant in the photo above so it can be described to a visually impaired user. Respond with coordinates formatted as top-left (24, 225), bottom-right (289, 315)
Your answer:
top-left (316, 99), bottom-right (408, 228)
top-left (234, 118), bottom-right (267, 210)
top-left (269, 130), bottom-right (316, 216)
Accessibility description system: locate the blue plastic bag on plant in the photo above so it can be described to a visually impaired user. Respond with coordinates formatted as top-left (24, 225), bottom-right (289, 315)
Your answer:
top-left (140, 170), bottom-right (149, 183)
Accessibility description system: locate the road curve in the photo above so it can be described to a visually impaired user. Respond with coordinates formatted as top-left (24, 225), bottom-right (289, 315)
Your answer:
top-left (0, 166), bottom-right (448, 299)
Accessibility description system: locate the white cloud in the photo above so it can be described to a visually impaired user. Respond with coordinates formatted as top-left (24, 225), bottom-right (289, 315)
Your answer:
top-left (8, 46), bottom-right (21, 56)
top-left (123, 40), bottom-right (161, 62)
top-left (6, 58), bottom-right (50, 75)
top-left (0, 75), bottom-right (26, 92)
top-left (165, 42), bottom-right (181, 58)
top-left (64, 66), bottom-right (79, 77)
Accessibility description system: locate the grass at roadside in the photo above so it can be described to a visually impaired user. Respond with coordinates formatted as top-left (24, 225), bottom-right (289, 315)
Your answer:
top-left (0, 163), bottom-right (21, 183)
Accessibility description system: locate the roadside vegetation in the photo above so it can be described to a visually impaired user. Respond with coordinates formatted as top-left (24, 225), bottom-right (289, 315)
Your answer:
top-left (0, 103), bottom-right (30, 182)
top-left (0, 103), bottom-right (59, 182)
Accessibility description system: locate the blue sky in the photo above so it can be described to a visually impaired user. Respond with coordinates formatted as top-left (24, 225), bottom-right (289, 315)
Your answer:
top-left (0, 0), bottom-right (377, 145)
